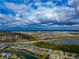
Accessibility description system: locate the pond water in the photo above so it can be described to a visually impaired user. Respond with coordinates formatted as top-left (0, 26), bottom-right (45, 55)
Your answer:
top-left (56, 40), bottom-right (79, 44)
top-left (3, 50), bottom-right (39, 59)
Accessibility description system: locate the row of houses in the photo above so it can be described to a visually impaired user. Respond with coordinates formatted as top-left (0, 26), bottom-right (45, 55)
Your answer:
top-left (0, 43), bottom-right (8, 50)
top-left (0, 53), bottom-right (21, 59)
top-left (11, 43), bottom-right (52, 55)
top-left (49, 51), bottom-right (78, 59)
top-left (0, 42), bottom-right (79, 59)
top-left (11, 43), bottom-right (79, 59)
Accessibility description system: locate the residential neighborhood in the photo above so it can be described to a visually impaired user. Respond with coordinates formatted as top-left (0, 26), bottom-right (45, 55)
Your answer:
top-left (0, 31), bottom-right (79, 59)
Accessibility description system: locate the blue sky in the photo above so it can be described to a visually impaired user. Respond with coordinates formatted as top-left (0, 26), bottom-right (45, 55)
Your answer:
top-left (0, 0), bottom-right (79, 30)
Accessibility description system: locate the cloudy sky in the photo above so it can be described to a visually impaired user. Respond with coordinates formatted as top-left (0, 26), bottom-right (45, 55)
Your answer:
top-left (0, 0), bottom-right (79, 30)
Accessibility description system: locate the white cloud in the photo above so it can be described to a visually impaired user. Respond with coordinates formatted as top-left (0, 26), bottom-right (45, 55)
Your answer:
top-left (67, 0), bottom-right (79, 14)
top-left (77, 6), bottom-right (79, 12)
top-left (45, 1), bottom-right (56, 7)
top-left (54, 6), bottom-right (76, 20)
top-left (68, 0), bottom-right (79, 8)
top-left (1, 1), bottom-right (78, 27)
top-left (0, 14), bottom-right (3, 17)
top-left (5, 2), bottom-right (32, 13)
top-left (15, 14), bottom-right (22, 20)
top-left (29, 7), bottom-right (60, 21)
top-left (5, 3), bottom-right (22, 11)
top-left (68, 0), bottom-right (75, 5)
top-left (0, 14), bottom-right (15, 21)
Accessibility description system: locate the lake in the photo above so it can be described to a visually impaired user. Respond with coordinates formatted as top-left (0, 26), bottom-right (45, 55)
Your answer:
top-left (56, 39), bottom-right (79, 44)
